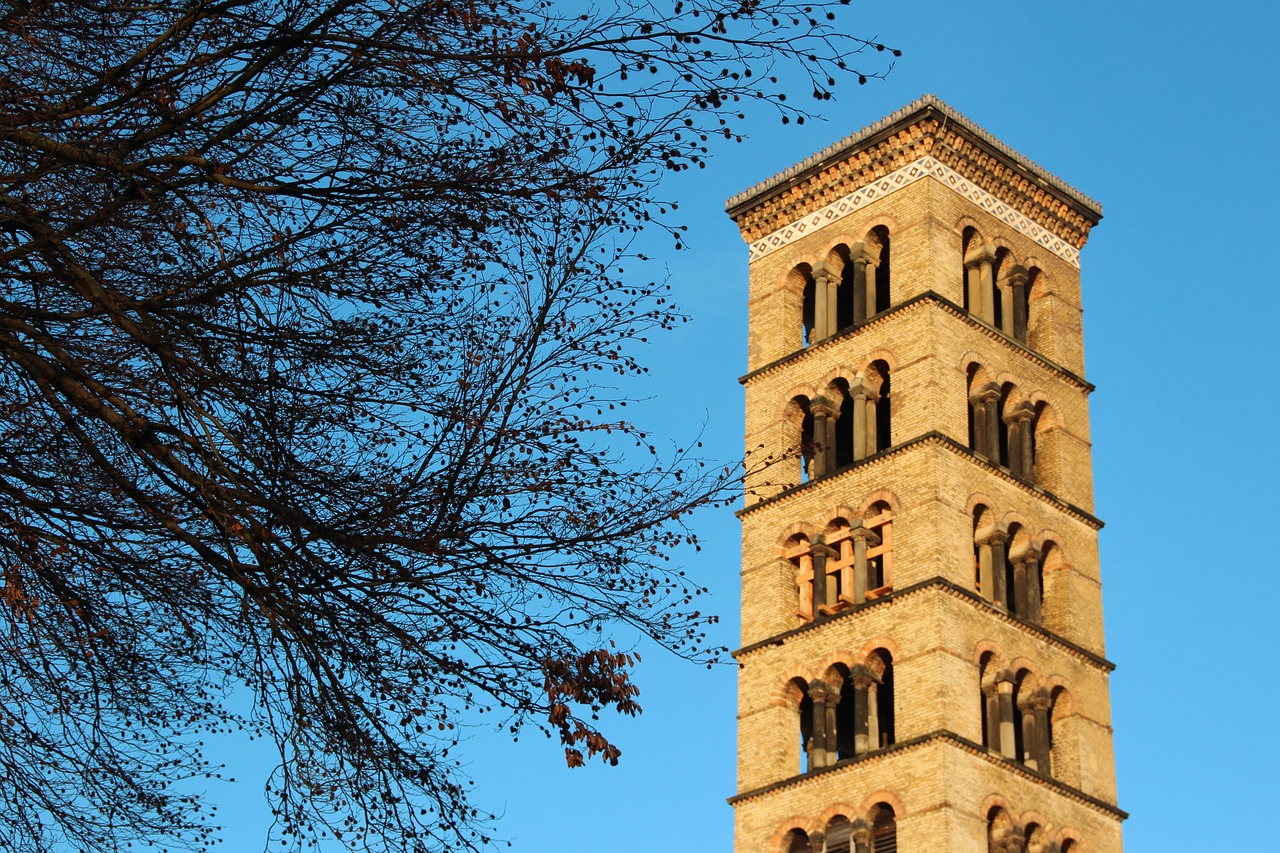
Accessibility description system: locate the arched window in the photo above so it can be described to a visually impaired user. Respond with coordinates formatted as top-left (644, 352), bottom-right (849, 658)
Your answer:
top-left (864, 503), bottom-right (893, 598)
top-left (786, 828), bottom-right (812, 853)
top-left (870, 804), bottom-right (897, 853)
top-left (824, 816), bottom-right (853, 853)
top-left (978, 651), bottom-right (999, 751)
top-left (792, 677), bottom-right (817, 774)
top-left (972, 507), bottom-right (1009, 609)
top-left (991, 247), bottom-right (1010, 332)
top-left (787, 396), bottom-right (816, 483)
top-left (868, 360), bottom-right (891, 452)
top-left (1003, 524), bottom-right (1023, 618)
top-left (799, 265), bottom-right (819, 346)
top-left (869, 649), bottom-right (895, 749)
top-left (963, 230), bottom-right (997, 326)
top-left (868, 226), bottom-right (891, 318)
top-left (787, 534), bottom-right (815, 620)
top-left (1009, 537), bottom-right (1043, 626)
top-left (987, 807), bottom-right (1017, 853)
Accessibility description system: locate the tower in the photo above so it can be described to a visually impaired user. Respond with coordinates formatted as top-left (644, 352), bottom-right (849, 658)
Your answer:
top-left (725, 97), bottom-right (1123, 853)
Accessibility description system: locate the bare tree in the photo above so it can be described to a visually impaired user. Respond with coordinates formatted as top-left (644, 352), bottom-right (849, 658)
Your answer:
top-left (0, 0), bottom-right (895, 849)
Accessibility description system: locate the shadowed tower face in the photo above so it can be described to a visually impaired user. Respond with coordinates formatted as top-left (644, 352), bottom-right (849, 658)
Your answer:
top-left (725, 96), bottom-right (1124, 853)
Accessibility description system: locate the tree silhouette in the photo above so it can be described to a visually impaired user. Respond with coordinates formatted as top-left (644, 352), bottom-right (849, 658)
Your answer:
top-left (0, 0), bottom-right (895, 849)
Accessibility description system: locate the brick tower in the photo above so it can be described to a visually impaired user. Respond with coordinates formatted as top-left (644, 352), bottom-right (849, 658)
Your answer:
top-left (724, 96), bottom-right (1123, 853)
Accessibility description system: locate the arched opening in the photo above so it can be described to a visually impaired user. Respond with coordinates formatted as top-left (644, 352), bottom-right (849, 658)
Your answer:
top-left (991, 247), bottom-right (1010, 332)
top-left (787, 395), bottom-right (816, 484)
top-left (869, 360), bottom-right (891, 452)
top-left (832, 378), bottom-right (855, 469)
top-left (987, 806), bottom-right (1014, 853)
top-left (869, 648), bottom-right (895, 749)
top-left (1013, 669), bottom-right (1032, 768)
top-left (972, 505), bottom-right (1005, 606)
top-left (870, 225), bottom-right (891, 316)
top-left (1003, 524), bottom-right (1023, 619)
top-left (996, 383), bottom-right (1012, 469)
top-left (834, 664), bottom-right (856, 760)
top-left (824, 816), bottom-right (853, 853)
top-left (799, 265), bottom-right (818, 346)
top-left (870, 803), bottom-right (897, 853)
top-left (1039, 542), bottom-right (1064, 634)
top-left (793, 677), bottom-right (815, 774)
top-left (786, 828), bottom-right (812, 853)
top-left (978, 651), bottom-right (999, 751)
top-left (864, 502), bottom-right (893, 597)
top-left (962, 226), bottom-right (980, 313)
top-left (786, 534), bottom-right (815, 620)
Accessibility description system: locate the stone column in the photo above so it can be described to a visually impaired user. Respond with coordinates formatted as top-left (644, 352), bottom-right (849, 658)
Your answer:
top-left (851, 389), bottom-right (870, 461)
top-left (1003, 412), bottom-right (1024, 479)
top-left (1012, 555), bottom-right (1028, 620)
top-left (851, 244), bottom-right (877, 326)
top-left (988, 531), bottom-right (1009, 610)
top-left (1007, 403), bottom-right (1035, 482)
top-left (969, 392), bottom-right (987, 454)
top-left (865, 393), bottom-right (879, 456)
top-left (824, 686), bottom-right (839, 761)
top-left (984, 685), bottom-right (1001, 750)
top-left (851, 524), bottom-right (881, 604)
top-left (977, 539), bottom-right (994, 601)
top-left (1024, 549), bottom-right (1043, 625)
top-left (1031, 688), bottom-right (1052, 773)
top-left (996, 671), bottom-right (1017, 760)
top-left (809, 682), bottom-right (830, 769)
top-left (1005, 829), bottom-right (1027, 853)
top-left (965, 260), bottom-right (982, 316)
top-left (813, 267), bottom-right (836, 341)
top-left (865, 258), bottom-right (879, 320)
top-left (851, 821), bottom-right (871, 853)
top-left (811, 538), bottom-right (832, 617)
top-left (978, 253), bottom-right (996, 326)
top-left (976, 384), bottom-right (1002, 462)
top-left (810, 399), bottom-right (837, 478)
top-left (1020, 700), bottom-right (1038, 770)
top-left (867, 677), bottom-right (881, 750)
top-left (851, 666), bottom-right (873, 755)
top-left (1008, 267), bottom-right (1029, 343)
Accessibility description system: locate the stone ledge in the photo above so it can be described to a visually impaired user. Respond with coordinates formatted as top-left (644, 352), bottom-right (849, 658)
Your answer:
top-left (726, 729), bottom-right (1127, 821)
top-left (739, 290), bottom-right (1093, 393)
top-left (731, 576), bottom-right (1115, 672)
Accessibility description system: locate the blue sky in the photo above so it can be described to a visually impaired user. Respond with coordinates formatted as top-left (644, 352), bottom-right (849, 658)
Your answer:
top-left (208, 1), bottom-right (1280, 849)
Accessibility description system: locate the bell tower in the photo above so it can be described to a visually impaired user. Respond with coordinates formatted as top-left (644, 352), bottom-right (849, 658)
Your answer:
top-left (725, 96), bottom-right (1123, 853)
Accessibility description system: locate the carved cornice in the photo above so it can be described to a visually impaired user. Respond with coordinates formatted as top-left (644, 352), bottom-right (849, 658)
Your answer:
top-left (725, 96), bottom-right (1102, 266)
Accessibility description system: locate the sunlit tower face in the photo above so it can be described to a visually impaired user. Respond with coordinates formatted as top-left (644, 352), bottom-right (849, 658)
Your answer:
top-left (726, 96), bottom-right (1123, 853)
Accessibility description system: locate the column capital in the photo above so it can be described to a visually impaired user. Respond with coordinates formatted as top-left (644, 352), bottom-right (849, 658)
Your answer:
top-left (1027, 687), bottom-right (1052, 711)
top-left (849, 664), bottom-right (877, 688)
top-left (849, 819), bottom-right (871, 846)
top-left (995, 669), bottom-right (1017, 688)
top-left (850, 240), bottom-right (879, 266)
top-left (964, 242), bottom-right (997, 267)
top-left (809, 542), bottom-right (838, 560)
top-left (983, 529), bottom-right (1009, 547)
top-left (1005, 400), bottom-right (1035, 423)
top-left (1020, 546), bottom-right (1042, 566)
top-left (1002, 264), bottom-right (1030, 288)
top-left (969, 381), bottom-right (1001, 404)
top-left (849, 522), bottom-right (882, 547)
top-left (809, 398), bottom-right (838, 419)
